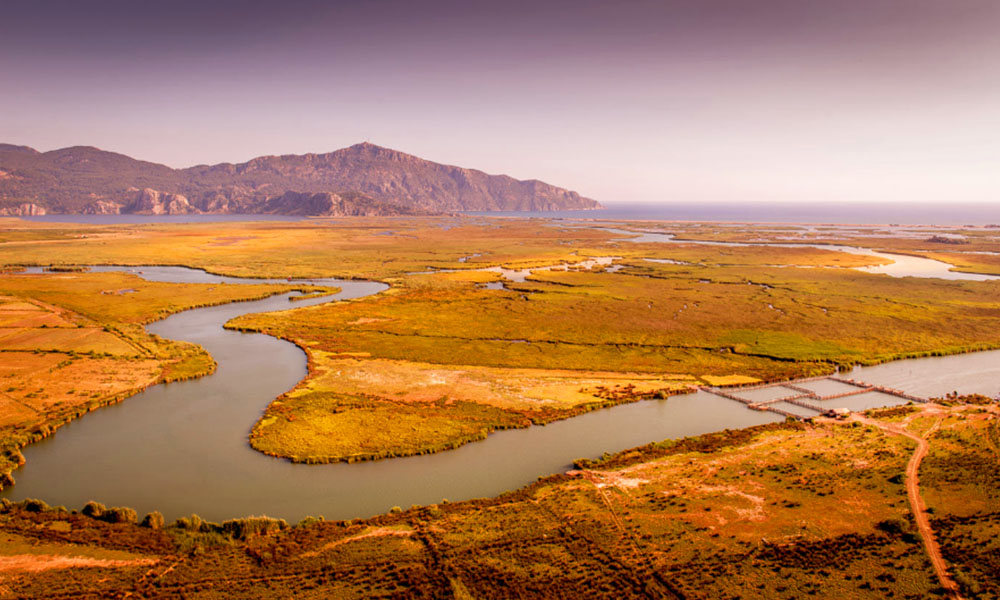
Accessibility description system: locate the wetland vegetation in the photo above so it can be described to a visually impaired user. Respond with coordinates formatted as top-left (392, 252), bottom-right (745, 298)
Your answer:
top-left (0, 269), bottom-right (300, 487)
top-left (1, 402), bottom-right (997, 598)
top-left (1, 216), bottom-right (999, 597)
top-left (228, 224), bottom-right (1000, 462)
top-left (4, 218), bottom-right (1000, 466)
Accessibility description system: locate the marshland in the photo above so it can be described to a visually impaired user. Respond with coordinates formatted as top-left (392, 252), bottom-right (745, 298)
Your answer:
top-left (0, 217), bottom-right (998, 598)
top-left (7, 2), bottom-right (1000, 596)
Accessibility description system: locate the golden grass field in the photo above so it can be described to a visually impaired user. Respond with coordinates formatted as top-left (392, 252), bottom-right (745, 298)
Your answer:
top-left (233, 245), bottom-right (1000, 461)
top-left (3, 217), bottom-right (1000, 464)
top-left (1, 217), bottom-right (999, 597)
top-left (0, 270), bottom-right (298, 486)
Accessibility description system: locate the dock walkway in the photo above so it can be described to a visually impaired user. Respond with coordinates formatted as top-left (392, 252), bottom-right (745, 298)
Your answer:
top-left (702, 375), bottom-right (927, 420)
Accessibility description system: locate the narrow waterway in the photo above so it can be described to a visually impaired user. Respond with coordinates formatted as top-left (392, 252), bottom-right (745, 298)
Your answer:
top-left (1, 266), bottom-right (781, 522)
top-left (2, 262), bottom-right (999, 523)
top-left (601, 228), bottom-right (1000, 281)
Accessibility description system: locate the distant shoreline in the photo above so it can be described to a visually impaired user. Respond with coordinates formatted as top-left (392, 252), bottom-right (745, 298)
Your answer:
top-left (461, 202), bottom-right (1000, 226)
top-left (15, 202), bottom-right (1000, 226)
top-left (18, 214), bottom-right (307, 225)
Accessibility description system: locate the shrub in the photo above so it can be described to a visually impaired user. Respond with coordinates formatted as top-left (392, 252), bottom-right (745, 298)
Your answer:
top-left (875, 518), bottom-right (910, 536)
top-left (175, 514), bottom-right (205, 531)
top-left (102, 506), bottom-right (138, 524)
top-left (296, 516), bottom-right (323, 529)
top-left (141, 511), bottom-right (165, 529)
top-left (221, 516), bottom-right (288, 540)
top-left (21, 498), bottom-right (49, 513)
top-left (81, 501), bottom-right (106, 519)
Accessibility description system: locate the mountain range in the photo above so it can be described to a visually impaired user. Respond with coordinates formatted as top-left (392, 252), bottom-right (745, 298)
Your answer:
top-left (0, 142), bottom-right (600, 217)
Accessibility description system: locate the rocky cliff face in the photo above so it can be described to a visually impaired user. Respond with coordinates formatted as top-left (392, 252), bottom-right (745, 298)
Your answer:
top-left (81, 200), bottom-right (122, 215)
top-left (0, 142), bottom-right (600, 216)
top-left (187, 143), bottom-right (601, 212)
top-left (0, 202), bottom-right (46, 216)
top-left (79, 189), bottom-right (431, 217)
top-left (123, 188), bottom-right (196, 215)
top-left (260, 191), bottom-right (434, 217)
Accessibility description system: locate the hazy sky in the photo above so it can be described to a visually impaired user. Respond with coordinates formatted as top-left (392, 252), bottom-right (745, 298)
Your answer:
top-left (2, 0), bottom-right (999, 205)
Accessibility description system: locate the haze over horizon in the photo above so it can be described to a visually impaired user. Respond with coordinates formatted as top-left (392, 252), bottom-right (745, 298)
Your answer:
top-left (3, 0), bottom-right (999, 205)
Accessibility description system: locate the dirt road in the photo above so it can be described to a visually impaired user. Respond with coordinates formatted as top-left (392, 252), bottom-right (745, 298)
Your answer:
top-left (854, 411), bottom-right (963, 599)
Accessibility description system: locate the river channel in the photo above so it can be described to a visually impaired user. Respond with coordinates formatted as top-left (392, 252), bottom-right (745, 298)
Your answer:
top-left (2, 255), bottom-right (999, 522)
top-left (600, 227), bottom-right (1000, 281)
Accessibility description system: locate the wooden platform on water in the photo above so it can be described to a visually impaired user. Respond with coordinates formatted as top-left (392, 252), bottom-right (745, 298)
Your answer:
top-left (699, 375), bottom-right (927, 420)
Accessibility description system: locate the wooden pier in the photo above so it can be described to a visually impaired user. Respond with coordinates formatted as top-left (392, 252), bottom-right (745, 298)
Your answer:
top-left (698, 386), bottom-right (754, 405)
top-left (828, 377), bottom-right (927, 403)
top-left (781, 383), bottom-right (821, 396)
top-left (752, 405), bottom-right (804, 419)
top-left (782, 397), bottom-right (827, 413)
top-left (700, 375), bottom-right (927, 420)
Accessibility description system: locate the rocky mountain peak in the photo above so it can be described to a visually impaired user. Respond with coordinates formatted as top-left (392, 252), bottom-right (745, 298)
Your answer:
top-left (0, 141), bottom-right (601, 214)
top-left (339, 142), bottom-right (411, 161)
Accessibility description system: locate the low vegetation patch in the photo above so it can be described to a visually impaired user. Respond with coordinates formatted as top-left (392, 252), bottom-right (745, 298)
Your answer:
top-left (233, 240), bottom-right (1000, 462)
top-left (918, 406), bottom-right (1000, 598)
top-left (0, 272), bottom-right (297, 485)
top-left (2, 412), bottom-right (982, 598)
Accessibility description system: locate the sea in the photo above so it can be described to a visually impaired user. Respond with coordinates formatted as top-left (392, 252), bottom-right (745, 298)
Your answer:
top-left (462, 202), bottom-right (1000, 226)
top-left (20, 214), bottom-right (304, 225)
top-left (18, 202), bottom-right (1000, 226)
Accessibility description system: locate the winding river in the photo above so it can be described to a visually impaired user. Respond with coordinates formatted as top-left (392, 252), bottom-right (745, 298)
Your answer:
top-left (3, 250), bottom-right (1000, 522)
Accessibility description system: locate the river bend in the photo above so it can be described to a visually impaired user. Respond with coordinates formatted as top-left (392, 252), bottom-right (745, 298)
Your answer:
top-left (2, 264), bottom-right (999, 522)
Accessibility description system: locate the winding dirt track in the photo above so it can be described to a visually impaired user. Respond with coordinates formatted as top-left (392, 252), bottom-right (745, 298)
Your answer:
top-left (854, 411), bottom-right (962, 599)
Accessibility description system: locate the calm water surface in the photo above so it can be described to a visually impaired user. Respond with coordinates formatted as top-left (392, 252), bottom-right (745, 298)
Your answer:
top-left (1, 267), bottom-right (781, 522)
top-left (463, 202), bottom-right (1000, 225)
top-left (4, 260), bottom-right (1000, 522)
top-left (600, 228), bottom-right (1000, 281)
top-left (22, 215), bottom-right (305, 225)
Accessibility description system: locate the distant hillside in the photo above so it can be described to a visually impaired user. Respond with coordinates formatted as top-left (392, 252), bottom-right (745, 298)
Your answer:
top-left (0, 142), bottom-right (600, 216)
